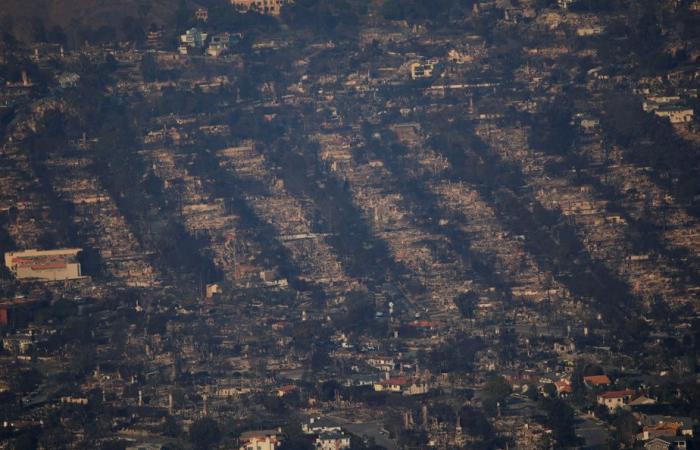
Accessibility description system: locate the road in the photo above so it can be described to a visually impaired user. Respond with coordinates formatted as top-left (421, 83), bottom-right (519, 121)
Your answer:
top-left (575, 413), bottom-right (609, 450)
top-left (326, 414), bottom-right (398, 450)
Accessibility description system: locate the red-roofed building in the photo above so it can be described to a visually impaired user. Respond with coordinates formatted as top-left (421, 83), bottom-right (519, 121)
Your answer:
top-left (408, 320), bottom-right (436, 329)
top-left (504, 373), bottom-right (539, 390)
top-left (276, 385), bottom-right (299, 397)
top-left (5, 249), bottom-right (83, 281)
top-left (372, 376), bottom-right (429, 395)
top-left (583, 375), bottom-right (611, 388)
top-left (597, 389), bottom-right (635, 411)
top-left (374, 377), bottom-right (408, 393)
top-left (239, 429), bottom-right (282, 450)
top-left (639, 423), bottom-right (683, 441)
top-left (554, 379), bottom-right (573, 397)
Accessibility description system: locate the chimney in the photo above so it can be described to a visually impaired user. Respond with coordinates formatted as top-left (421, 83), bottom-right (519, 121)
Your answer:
top-left (403, 410), bottom-right (414, 429)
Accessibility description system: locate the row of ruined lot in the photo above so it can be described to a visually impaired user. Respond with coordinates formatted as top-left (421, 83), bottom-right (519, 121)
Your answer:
top-left (1, 82), bottom-right (699, 337)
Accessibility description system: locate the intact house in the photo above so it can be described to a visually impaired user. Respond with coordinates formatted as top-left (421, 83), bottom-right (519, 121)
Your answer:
top-left (583, 374), bottom-right (611, 389)
top-left (373, 377), bottom-right (430, 395)
top-left (597, 389), bottom-right (636, 412)
top-left (239, 429), bottom-right (283, 450)
top-left (644, 436), bottom-right (688, 450)
top-left (374, 376), bottom-right (408, 393)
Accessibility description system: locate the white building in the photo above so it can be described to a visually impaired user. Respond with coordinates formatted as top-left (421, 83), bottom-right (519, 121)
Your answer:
top-left (576, 25), bottom-right (605, 36)
top-left (231, 0), bottom-right (288, 15)
top-left (126, 444), bottom-right (165, 450)
top-left (558, 0), bottom-right (576, 9)
top-left (207, 33), bottom-right (231, 57)
top-left (654, 106), bottom-right (694, 124)
top-left (239, 429), bottom-right (282, 450)
top-left (643, 96), bottom-right (681, 112)
top-left (302, 417), bottom-right (342, 435)
top-left (180, 28), bottom-right (208, 54)
top-left (597, 389), bottom-right (635, 412)
top-left (3, 333), bottom-right (37, 354)
top-left (4, 248), bottom-right (83, 281)
top-left (57, 72), bottom-right (80, 89)
top-left (410, 61), bottom-right (439, 80)
top-left (315, 433), bottom-right (351, 450)
top-left (366, 356), bottom-right (395, 372)
top-left (373, 377), bottom-right (408, 393)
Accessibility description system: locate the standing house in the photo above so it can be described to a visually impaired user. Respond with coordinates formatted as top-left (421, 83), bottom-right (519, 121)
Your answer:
top-left (597, 389), bottom-right (636, 412)
top-left (207, 33), bottom-right (232, 57)
top-left (554, 379), bottom-right (573, 397)
top-left (644, 436), bottom-right (688, 450)
top-left (583, 374), bottom-right (611, 389)
top-left (179, 28), bottom-right (208, 54)
top-left (373, 376), bottom-right (408, 393)
top-left (239, 429), bottom-right (283, 450)
top-left (5, 248), bottom-right (83, 281)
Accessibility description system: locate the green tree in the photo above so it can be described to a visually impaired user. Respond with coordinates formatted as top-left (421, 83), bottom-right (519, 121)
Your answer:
top-left (459, 406), bottom-right (493, 438)
top-left (190, 417), bottom-right (221, 450)
top-left (612, 410), bottom-right (638, 447)
top-left (279, 421), bottom-right (313, 450)
top-left (481, 376), bottom-right (512, 417)
top-left (528, 98), bottom-right (576, 156)
top-left (542, 383), bottom-right (557, 398)
top-left (141, 53), bottom-right (160, 82)
top-left (454, 291), bottom-right (477, 319)
top-left (483, 376), bottom-right (512, 402)
top-left (337, 291), bottom-right (376, 333)
top-left (12, 432), bottom-right (38, 450)
top-left (540, 398), bottom-right (576, 446)
top-left (13, 368), bottom-right (43, 394)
